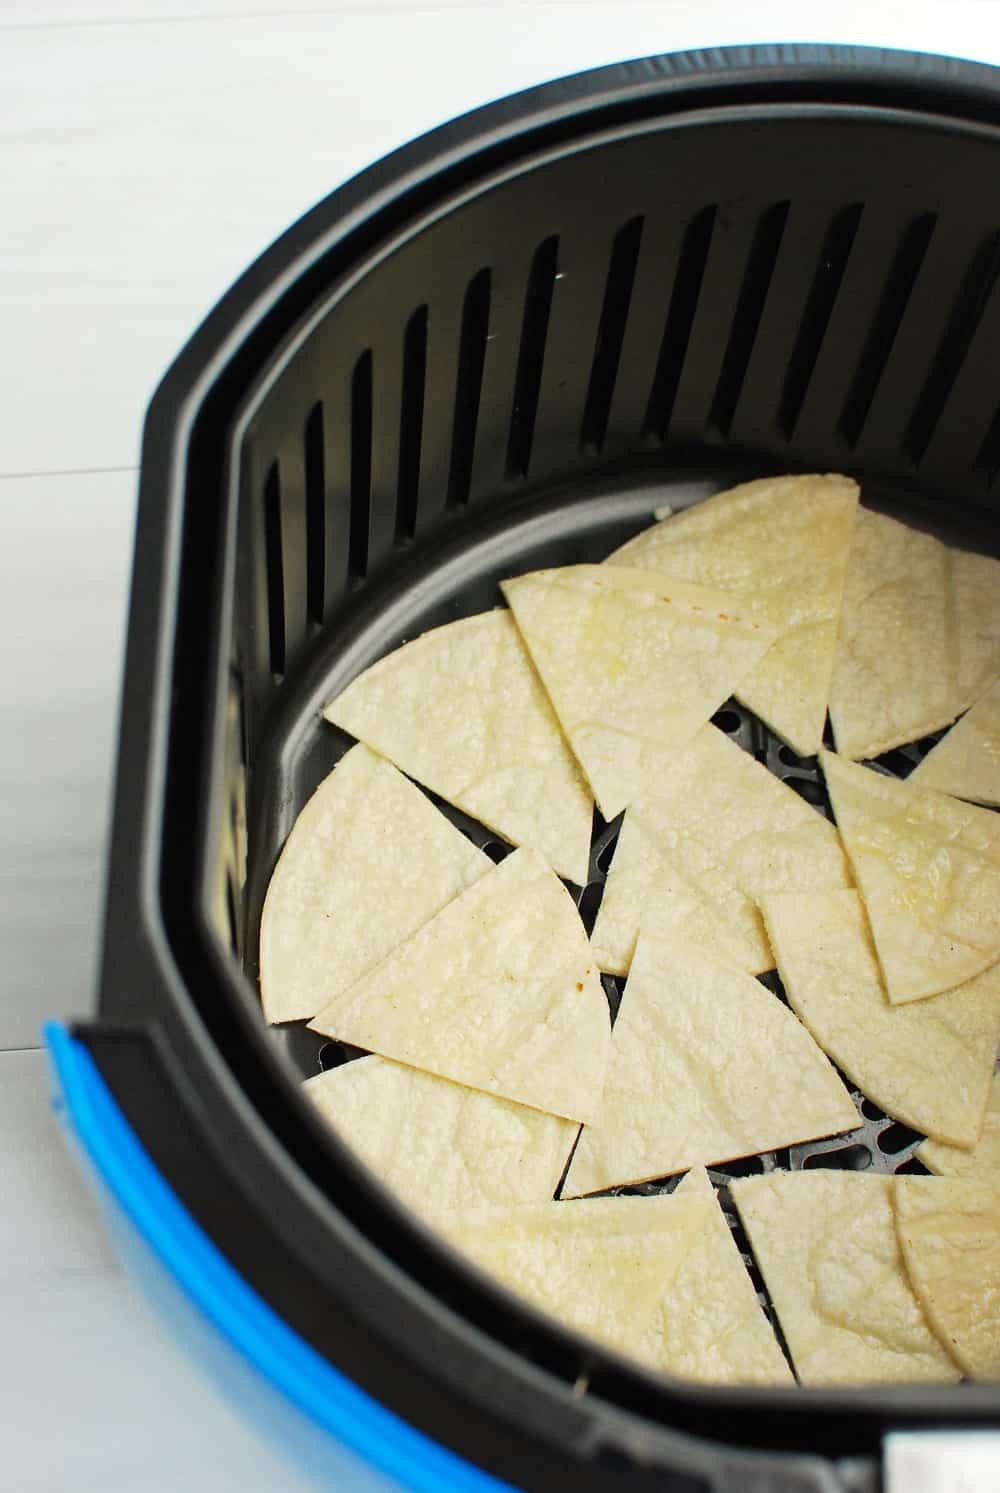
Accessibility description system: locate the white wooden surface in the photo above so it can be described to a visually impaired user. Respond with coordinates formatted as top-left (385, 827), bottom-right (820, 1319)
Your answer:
top-left (2, 3), bottom-right (999, 1488)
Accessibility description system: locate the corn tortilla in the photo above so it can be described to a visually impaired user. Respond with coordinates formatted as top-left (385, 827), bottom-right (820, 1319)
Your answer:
top-left (732, 1173), bottom-right (960, 1385)
top-left (260, 745), bottom-right (490, 1024)
top-left (610, 474), bottom-right (859, 757)
top-left (310, 848), bottom-right (610, 1124)
top-left (502, 565), bottom-right (776, 821)
top-left (324, 611), bottom-right (592, 884)
top-left (561, 931), bottom-right (857, 1197)
top-left (821, 750), bottom-right (1000, 1003)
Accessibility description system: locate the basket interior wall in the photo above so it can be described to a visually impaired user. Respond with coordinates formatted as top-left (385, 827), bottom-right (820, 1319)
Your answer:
top-left (211, 107), bottom-right (1000, 1052)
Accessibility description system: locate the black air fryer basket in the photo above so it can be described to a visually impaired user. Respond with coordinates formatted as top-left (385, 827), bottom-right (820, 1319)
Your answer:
top-left (72, 43), bottom-right (1000, 1493)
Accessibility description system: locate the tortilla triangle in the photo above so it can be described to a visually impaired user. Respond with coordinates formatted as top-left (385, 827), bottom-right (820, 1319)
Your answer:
top-left (732, 1173), bottom-right (960, 1384)
top-left (895, 1177), bottom-right (1000, 1379)
top-left (261, 745), bottom-right (490, 1023)
top-left (304, 1057), bottom-right (576, 1216)
top-left (310, 848), bottom-right (610, 1124)
top-left (442, 1191), bottom-right (711, 1363)
top-left (951, 547), bottom-right (1000, 712)
top-left (591, 724), bottom-right (849, 976)
top-left (324, 610), bottom-right (592, 884)
top-left (639, 1169), bottom-right (793, 1384)
top-left (918, 1075), bottom-right (1000, 1181)
top-left (910, 678), bottom-right (1000, 807)
top-left (560, 930), bottom-right (857, 1197)
top-left (829, 508), bottom-right (957, 758)
top-left (610, 474), bottom-right (859, 756)
top-left (762, 890), bottom-right (1000, 1147)
top-left (821, 750), bottom-right (1000, 1003)
top-left (502, 565), bottom-right (776, 821)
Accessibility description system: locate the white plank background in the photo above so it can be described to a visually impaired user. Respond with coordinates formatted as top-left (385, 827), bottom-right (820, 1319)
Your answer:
top-left (2, 3), bottom-right (999, 1488)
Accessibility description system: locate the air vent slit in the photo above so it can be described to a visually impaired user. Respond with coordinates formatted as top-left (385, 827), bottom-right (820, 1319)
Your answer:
top-left (396, 306), bottom-right (428, 543)
top-left (838, 212), bottom-right (937, 448)
top-left (709, 200), bottom-right (790, 436)
top-left (778, 203), bottom-right (864, 438)
top-left (643, 205), bottom-right (717, 441)
top-left (506, 235), bottom-right (559, 479)
top-left (580, 215), bottom-right (644, 453)
top-left (905, 229), bottom-right (1000, 464)
top-left (349, 351), bottom-right (373, 580)
top-left (262, 459), bottom-right (285, 676)
top-left (303, 402), bottom-right (325, 625)
top-left (975, 401), bottom-right (1000, 485)
top-left (447, 268), bottom-right (491, 507)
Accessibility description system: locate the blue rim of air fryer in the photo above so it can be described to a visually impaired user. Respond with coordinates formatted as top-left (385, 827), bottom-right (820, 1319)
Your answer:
top-left (44, 1022), bottom-right (517, 1493)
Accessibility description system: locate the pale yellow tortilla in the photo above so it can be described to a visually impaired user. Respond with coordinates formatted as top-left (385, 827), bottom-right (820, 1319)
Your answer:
top-left (732, 1172), bottom-right (960, 1385)
top-left (610, 474), bottom-right (859, 757)
top-left (590, 814), bottom-right (764, 977)
top-left (324, 610), bottom-right (592, 884)
top-left (918, 1074), bottom-right (1000, 1180)
top-left (762, 890), bottom-right (1000, 1148)
top-left (829, 508), bottom-right (958, 759)
top-left (260, 745), bottom-right (490, 1023)
top-left (591, 724), bottom-right (850, 976)
top-left (442, 1191), bottom-right (712, 1364)
top-left (895, 1177), bottom-right (1000, 1379)
top-left (821, 750), bottom-right (1000, 1003)
top-left (560, 930), bottom-right (857, 1197)
top-left (310, 848), bottom-right (610, 1124)
top-left (910, 678), bottom-right (1000, 807)
top-left (951, 547), bottom-right (1000, 711)
top-left (501, 566), bottom-right (775, 822)
top-left (638, 1169), bottom-right (793, 1385)
top-left (304, 1057), bottom-right (576, 1217)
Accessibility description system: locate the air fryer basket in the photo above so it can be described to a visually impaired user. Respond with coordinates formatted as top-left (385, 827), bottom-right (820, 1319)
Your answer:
top-left (90, 44), bottom-right (1000, 1493)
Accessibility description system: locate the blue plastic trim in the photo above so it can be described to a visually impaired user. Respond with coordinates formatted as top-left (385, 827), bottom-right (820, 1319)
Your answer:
top-left (44, 1022), bottom-right (521, 1493)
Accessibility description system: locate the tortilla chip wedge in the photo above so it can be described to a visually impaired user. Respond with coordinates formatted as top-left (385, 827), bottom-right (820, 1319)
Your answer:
top-left (260, 745), bottom-right (490, 1023)
top-left (821, 750), bottom-right (1000, 1003)
top-left (762, 890), bottom-right (1000, 1148)
top-left (441, 1191), bottom-right (711, 1364)
top-left (910, 678), bottom-right (1000, 807)
top-left (560, 931), bottom-right (857, 1197)
top-left (610, 474), bottom-right (859, 757)
top-left (951, 547), bottom-right (1000, 711)
top-left (591, 725), bottom-right (850, 976)
top-left (732, 1173), bottom-right (960, 1385)
top-left (590, 814), bottom-right (765, 978)
top-left (829, 508), bottom-right (957, 759)
top-left (918, 1076), bottom-right (1000, 1181)
top-left (324, 610), bottom-right (592, 884)
top-left (895, 1177), bottom-right (1000, 1379)
top-left (310, 848), bottom-right (610, 1124)
top-left (502, 565), bottom-right (776, 821)
top-left (639, 1169), bottom-right (793, 1385)
top-left (304, 1057), bottom-right (576, 1216)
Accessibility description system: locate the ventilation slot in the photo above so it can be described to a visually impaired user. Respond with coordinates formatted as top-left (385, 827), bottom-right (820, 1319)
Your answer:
top-left (506, 235), bottom-right (559, 479)
top-left (225, 872), bottom-right (240, 955)
top-left (778, 203), bottom-right (863, 438)
top-left (447, 269), bottom-right (491, 507)
top-left (975, 401), bottom-right (1000, 484)
top-left (804, 1145), bottom-right (871, 1172)
top-left (580, 216), bottom-right (644, 453)
top-left (839, 213), bottom-right (937, 448)
top-left (709, 201), bottom-right (790, 436)
top-left (263, 460), bottom-right (285, 675)
top-left (396, 306), bottom-right (428, 543)
top-left (643, 205), bottom-right (716, 441)
top-left (904, 229), bottom-right (1000, 464)
top-left (303, 402), bottom-right (325, 625)
top-left (349, 351), bottom-right (373, 579)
